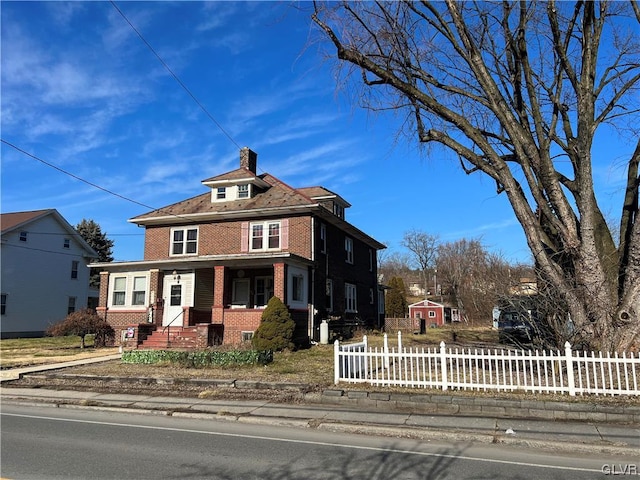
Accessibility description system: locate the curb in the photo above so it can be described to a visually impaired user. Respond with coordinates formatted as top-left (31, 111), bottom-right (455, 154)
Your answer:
top-left (3, 394), bottom-right (637, 458)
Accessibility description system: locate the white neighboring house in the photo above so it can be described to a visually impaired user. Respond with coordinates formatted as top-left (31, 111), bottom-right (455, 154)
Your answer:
top-left (0, 209), bottom-right (98, 338)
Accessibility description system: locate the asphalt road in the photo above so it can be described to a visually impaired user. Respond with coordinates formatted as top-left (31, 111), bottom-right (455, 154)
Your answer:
top-left (0, 404), bottom-right (631, 479)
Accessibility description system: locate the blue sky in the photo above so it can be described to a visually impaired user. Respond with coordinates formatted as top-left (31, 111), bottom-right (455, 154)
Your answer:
top-left (1, 2), bottom-right (633, 264)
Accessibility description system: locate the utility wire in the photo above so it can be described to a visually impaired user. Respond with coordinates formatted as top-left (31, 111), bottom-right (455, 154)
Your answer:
top-left (109, 1), bottom-right (241, 150)
top-left (1, 139), bottom-right (157, 211)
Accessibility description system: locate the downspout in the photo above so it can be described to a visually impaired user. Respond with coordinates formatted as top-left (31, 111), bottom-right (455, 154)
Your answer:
top-left (309, 216), bottom-right (316, 341)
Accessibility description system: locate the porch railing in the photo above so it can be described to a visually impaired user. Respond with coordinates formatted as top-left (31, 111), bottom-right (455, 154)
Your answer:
top-left (162, 309), bottom-right (185, 347)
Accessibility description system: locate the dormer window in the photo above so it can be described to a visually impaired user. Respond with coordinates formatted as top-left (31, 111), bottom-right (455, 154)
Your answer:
top-left (238, 184), bottom-right (249, 199)
top-left (333, 203), bottom-right (344, 219)
top-left (216, 187), bottom-right (226, 200)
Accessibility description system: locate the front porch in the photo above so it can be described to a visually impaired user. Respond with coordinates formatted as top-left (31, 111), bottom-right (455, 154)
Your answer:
top-left (99, 257), bottom-right (313, 349)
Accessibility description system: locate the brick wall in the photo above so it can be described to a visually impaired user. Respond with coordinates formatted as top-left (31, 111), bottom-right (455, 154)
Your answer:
top-left (143, 216), bottom-right (313, 260)
top-left (222, 309), bottom-right (263, 345)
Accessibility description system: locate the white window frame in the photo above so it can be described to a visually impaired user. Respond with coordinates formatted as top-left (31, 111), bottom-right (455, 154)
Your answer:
top-left (288, 266), bottom-right (307, 308)
top-left (231, 278), bottom-right (250, 307)
top-left (238, 183), bottom-right (249, 198)
top-left (171, 227), bottom-right (198, 256)
top-left (345, 282), bottom-right (357, 313)
top-left (132, 276), bottom-right (147, 306)
top-left (241, 331), bottom-right (254, 342)
top-left (19, 231), bottom-right (27, 242)
top-left (429, 311), bottom-right (436, 318)
top-left (345, 237), bottom-right (354, 264)
top-left (415, 311), bottom-right (423, 319)
top-left (0, 293), bottom-right (6, 315)
top-left (64, 238), bottom-right (70, 249)
top-left (112, 277), bottom-right (127, 306)
top-left (249, 221), bottom-right (281, 252)
top-left (216, 187), bottom-right (226, 199)
top-left (109, 273), bottom-right (150, 309)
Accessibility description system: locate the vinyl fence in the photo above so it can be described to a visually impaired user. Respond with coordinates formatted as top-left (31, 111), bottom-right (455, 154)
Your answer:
top-left (334, 333), bottom-right (640, 396)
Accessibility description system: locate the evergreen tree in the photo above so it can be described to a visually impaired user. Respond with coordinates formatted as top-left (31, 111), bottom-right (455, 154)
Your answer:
top-left (252, 296), bottom-right (296, 352)
top-left (385, 276), bottom-right (408, 318)
top-left (76, 219), bottom-right (114, 287)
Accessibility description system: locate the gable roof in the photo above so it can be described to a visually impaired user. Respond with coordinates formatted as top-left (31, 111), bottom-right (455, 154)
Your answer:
top-left (408, 299), bottom-right (444, 308)
top-left (1, 209), bottom-right (98, 258)
top-left (1, 209), bottom-right (54, 233)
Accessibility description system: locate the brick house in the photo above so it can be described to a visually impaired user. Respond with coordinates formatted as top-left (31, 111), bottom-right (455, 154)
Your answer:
top-left (94, 148), bottom-right (385, 348)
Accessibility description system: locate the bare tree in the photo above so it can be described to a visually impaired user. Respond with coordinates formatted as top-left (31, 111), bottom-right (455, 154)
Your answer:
top-left (401, 229), bottom-right (439, 300)
top-left (312, 1), bottom-right (640, 350)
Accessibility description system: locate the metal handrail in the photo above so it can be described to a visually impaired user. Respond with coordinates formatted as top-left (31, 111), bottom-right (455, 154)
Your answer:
top-left (161, 310), bottom-right (184, 346)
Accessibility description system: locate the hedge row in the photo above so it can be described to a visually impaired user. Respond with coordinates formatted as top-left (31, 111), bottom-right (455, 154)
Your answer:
top-left (121, 349), bottom-right (273, 367)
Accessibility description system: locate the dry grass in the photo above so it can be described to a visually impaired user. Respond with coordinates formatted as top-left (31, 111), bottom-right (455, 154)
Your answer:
top-left (0, 336), bottom-right (119, 369)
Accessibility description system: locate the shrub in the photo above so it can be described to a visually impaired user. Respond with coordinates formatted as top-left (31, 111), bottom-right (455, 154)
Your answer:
top-left (252, 296), bottom-right (295, 352)
top-left (121, 349), bottom-right (273, 367)
top-left (47, 309), bottom-right (115, 348)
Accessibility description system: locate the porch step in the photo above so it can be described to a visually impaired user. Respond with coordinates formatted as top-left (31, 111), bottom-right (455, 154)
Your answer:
top-left (139, 327), bottom-right (198, 350)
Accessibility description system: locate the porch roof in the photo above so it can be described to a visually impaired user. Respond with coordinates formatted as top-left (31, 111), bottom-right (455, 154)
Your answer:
top-left (91, 252), bottom-right (313, 272)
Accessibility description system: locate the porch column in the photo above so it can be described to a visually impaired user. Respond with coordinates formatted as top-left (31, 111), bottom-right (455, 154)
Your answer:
top-left (212, 265), bottom-right (225, 324)
top-left (148, 269), bottom-right (161, 326)
top-left (96, 271), bottom-right (110, 320)
top-left (273, 262), bottom-right (286, 302)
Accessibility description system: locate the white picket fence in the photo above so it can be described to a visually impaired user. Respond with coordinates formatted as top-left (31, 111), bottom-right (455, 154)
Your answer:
top-left (334, 332), bottom-right (640, 396)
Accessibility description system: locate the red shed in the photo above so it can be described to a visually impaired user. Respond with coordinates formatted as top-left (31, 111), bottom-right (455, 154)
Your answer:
top-left (408, 299), bottom-right (446, 327)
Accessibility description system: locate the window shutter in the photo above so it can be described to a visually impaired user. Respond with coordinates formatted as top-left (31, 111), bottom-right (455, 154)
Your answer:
top-left (241, 222), bottom-right (249, 253)
top-left (281, 218), bottom-right (289, 250)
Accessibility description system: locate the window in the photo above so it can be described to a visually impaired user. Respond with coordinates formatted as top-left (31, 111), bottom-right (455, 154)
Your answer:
top-left (292, 275), bottom-right (304, 302)
top-left (232, 278), bottom-right (250, 307)
top-left (63, 238), bottom-right (70, 249)
top-left (345, 237), bottom-right (354, 264)
top-left (325, 279), bottom-right (333, 312)
top-left (216, 187), bottom-right (226, 199)
top-left (415, 311), bottom-right (423, 319)
top-left (19, 231), bottom-right (27, 242)
top-left (255, 277), bottom-right (274, 307)
top-left (333, 203), bottom-right (344, 219)
top-left (132, 276), bottom-right (147, 306)
top-left (170, 284), bottom-right (182, 306)
top-left (369, 249), bottom-right (374, 272)
top-left (71, 261), bottom-right (79, 279)
top-left (320, 223), bottom-right (326, 253)
top-left (112, 277), bottom-right (126, 305)
top-left (67, 297), bottom-right (77, 315)
top-left (171, 228), bottom-right (198, 255)
top-left (369, 288), bottom-right (374, 305)
top-left (250, 221), bottom-right (280, 251)
top-left (241, 331), bottom-right (254, 342)
top-left (1, 294), bottom-right (6, 315)
top-left (345, 283), bottom-right (357, 312)
top-left (429, 311), bottom-right (436, 318)
top-left (238, 184), bottom-right (249, 198)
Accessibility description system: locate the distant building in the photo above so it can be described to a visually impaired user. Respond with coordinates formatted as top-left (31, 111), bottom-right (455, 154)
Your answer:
top-left (1, 209), bottom-right (97, 338)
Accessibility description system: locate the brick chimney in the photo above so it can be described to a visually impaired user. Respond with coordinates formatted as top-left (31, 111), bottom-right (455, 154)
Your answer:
top-left (240, 147), bottom-right (257, 173)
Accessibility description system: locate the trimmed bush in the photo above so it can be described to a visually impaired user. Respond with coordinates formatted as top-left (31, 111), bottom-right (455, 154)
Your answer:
top-left (46, 309), bottom-right (115, 348)
top-left (252, 296), bottom-right (295, 352)
top-left (121, 349), bottom-right (273, 367)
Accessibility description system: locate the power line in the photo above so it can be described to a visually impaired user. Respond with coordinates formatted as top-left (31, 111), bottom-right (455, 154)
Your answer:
top-left (109, 1), bottom-right (241, 150)
top-left (1, 139), bottom-right (157, 211)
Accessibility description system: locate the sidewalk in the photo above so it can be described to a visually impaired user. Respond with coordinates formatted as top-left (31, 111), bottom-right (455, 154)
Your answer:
top-left (0, 354), bottom-right (123, 382)
top-left (1, 356), bottom-right (638, 457)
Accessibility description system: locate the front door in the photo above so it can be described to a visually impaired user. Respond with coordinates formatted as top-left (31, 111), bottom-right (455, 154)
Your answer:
top-left (163, 279), bottom-right (184, 327)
